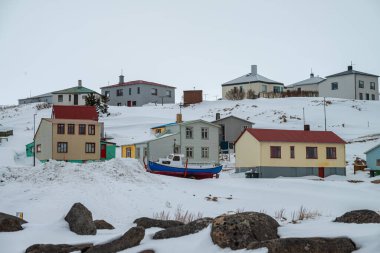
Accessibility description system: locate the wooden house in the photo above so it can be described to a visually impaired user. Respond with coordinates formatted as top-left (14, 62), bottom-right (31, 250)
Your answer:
top-left (364, 144), bottom-right (380, 177)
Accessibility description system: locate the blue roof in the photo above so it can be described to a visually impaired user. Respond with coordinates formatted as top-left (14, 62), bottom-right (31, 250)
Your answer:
top-left (151, 122), bottom-right (177, 129)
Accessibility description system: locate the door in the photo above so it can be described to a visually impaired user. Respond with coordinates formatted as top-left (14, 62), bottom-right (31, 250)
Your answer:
top-left (74, 94), bottom-right (78, 105)
top-left (101, 144), bottom-right (106, 159)
top-left (318, 167), bottom-right (325, 178)
top-left (127, 101), bottom-right (131, 107)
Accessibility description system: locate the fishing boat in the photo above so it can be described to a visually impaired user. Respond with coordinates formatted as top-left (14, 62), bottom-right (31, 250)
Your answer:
top-left (147, 154), bottom-right (222, 179)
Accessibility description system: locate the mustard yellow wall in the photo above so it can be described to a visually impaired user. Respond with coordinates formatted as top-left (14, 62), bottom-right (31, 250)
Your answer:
top-left (259, 142), bottom-right (345, 168)
top-left (235, 131), bottom-right (261, 167)
top-left (121, 145), bottom-right (135, 158)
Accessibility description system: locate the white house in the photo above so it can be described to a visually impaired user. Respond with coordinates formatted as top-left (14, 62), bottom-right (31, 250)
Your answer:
top-left (286, 73), bottom-right (325, 92)
top-left (52, 80), bottom-right (100, 105)
top-left (319, 66), bottom-right (379, 100)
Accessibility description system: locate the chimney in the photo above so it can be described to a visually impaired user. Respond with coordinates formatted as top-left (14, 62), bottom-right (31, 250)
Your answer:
top-left (216, 113), bottom-right (221, 120)
top-left (176, 113), bottom-right (183, 123)
top-left (348, 65), bottom-right (353, 71)
top-left (304, 124), bottom-right (310, 131)
top-left (251, 65), bottom-right (257, 75)
top-left (78, 80), bottom-right (82, 87)
top-left (310, 73), bottom-right (314, 78)
top-left (119, 75), bottom-right (124, 84)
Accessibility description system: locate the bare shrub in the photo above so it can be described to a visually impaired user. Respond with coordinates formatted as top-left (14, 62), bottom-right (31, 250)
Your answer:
top-left (275, 208), bottom-right (286, 221)
top-left (291, 206), bottom-right (321, 223)
top-left (153, 205), bottom-right (203, 224)
top-left (35, 103), bottom-right (51, 110)
top-left (246, 89), bottom-right (257, 99)
top-left (225, 88), bottom-right (245, 100)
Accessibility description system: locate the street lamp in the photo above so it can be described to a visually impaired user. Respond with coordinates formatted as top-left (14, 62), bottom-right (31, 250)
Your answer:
top-left (33, 113), bottom-right (37, 166)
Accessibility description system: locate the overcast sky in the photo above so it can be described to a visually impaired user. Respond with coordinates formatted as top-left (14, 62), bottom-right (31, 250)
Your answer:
top-left (0, 0), bottom-right (379, 105)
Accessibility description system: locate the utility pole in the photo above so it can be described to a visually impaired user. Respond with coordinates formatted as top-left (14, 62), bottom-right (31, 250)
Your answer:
top-left (303, 107), bottom-right (305, 126)
top-left (323, 97), bottom-right (327, 131)
top-left (33, 113), bottom-right (37, 166)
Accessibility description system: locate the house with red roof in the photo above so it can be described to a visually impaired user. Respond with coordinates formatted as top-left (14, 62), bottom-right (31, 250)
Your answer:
top-left (235, 128), bottom-right (346, 178)
top-left (100, 75), bottom-right (176, 106)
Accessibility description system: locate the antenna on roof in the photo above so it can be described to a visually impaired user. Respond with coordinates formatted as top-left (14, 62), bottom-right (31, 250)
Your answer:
top-left (310, 68), bottom-right (314, 78)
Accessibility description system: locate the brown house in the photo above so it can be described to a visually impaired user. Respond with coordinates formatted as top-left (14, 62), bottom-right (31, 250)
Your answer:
top-left (184, 90), bottom-right (203, 106)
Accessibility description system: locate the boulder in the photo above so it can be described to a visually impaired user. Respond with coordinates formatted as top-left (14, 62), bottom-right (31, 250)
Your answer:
top-left (25, 243), bottom-right (93, 253)
top-left (138, 250), bottom-right (155, 253)
top-left (247, 237), bottom-right (357, 253)
top-left (0, 212), bottom-right (27, 232)
top-left (153, 217), bottom-right (213, 239)
top-left (64, 203), bottom-right (97, 235)
top-left (84, 226), bottom-right (145, 253)
top-left (334, 209), bottom-right (380, 224)
top-left (134, 217), bottom-right (184, 229)
top-left (94, 220), bottom-right (114, 230)
top-left (211, 212), bottom-right (279, 250)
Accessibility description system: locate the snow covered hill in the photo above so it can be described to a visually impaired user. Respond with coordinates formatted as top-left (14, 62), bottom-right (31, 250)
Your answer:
top-left (1, 98), bottom-right (380, 252)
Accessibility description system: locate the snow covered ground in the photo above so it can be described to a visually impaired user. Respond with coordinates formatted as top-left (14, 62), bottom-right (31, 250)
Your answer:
top-left (1, 98), bottom-right (380, 252)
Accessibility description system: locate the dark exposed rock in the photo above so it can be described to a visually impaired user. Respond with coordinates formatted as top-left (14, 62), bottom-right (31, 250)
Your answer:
top-left (334, 209), bottom-right (380, 224)
top-left (84, 226), bottom-right (145, 253)
top-left (134, 217), bottom-right (184, 229)
top-left (211, 212), bottom-right (279, 250)
top-left (0, 212), bottom-right (27, 232)
top-left (64, 203), bottom-right (97, 235)
top-left (153, 217), bottom-right (213, 239)
top-left (94, 220), bottom-right (114, 230)
top-left (138, 250), bottom-right (155, 253)
top-left (25, 243), bottom-right (92, 253)
top-left (247, 237), bottom-right (357, 253)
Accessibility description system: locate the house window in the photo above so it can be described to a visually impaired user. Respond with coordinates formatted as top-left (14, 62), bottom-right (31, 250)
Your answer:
top-left (126, 148), bottom-right (132, 157)
top-left (270, 146), bottom-right (281, 158)
top-left (201, 147), bottom-right (209, 158)
top-left (359, 80), bottom-right (364, 88)
top-left (290, 146), bottom-right (295, 159)
top-left (57, 124), bottom-right (65, 134)
top-left (306, 147), bottom-right (318, 159)
top-left (242, 125), bottom-right (249, 131)
top-left (326, 147), bottom-right (337, 159)
top-left (58, 95), bottom-right (63, 102)
top-left (88, 125), bottom-right (95, 135)
top-left (359, 93), bottom-right (363, 100)
top-left (68, 124), bottom-right (75, 134)
top-left (105, 91), bottom-right (110, 97)
top-left (273, 86), bottom-right (282, 93)
top-left (372, 94), bottom-right (375, 100)
top-left (136, 147), bottom-right (140, 159)
top-left (69, 95), bottom-right (71, 101)
top-left (370, 82), bottom-right (376, 90)
top-left (85, 143), bottom-right (95, 153)
top-left (166, 90), bottom-right (172, 97)
top-left (331, 82), bottom-right (338, 90)
top-left (137, 87), bottom-right (140, 94)
top-left (117, 103), bottom-right (122, 106)
top-left (201, 127), bottom-right (209, 139)
top-left (116, 89), bottom-right (123, 96)
top-left (262, 85), bottom-right (267, 92)
top-left (79, 124), bottom-right (86, 135)
top-left (239, 86), bottom-right (243, 93)
top-left (143, 147), bottom-right (147, 158)
top-left (82, 95), bottom-right (86, 99)
top-left (57, 142), bottom-right (68, 153)
top-left (233, 87), bottom-right (238, 93)
top-left (129, 88), bottom-right (132, 95)
top-left (377, 159), bottom-right (380, 166)
top-left (186, 127), bottom-right (193, 139)
top-left (186, 147), bottom-right (193, 158)
top-left (132, 101), bottom-right (137, 106)
top-left (366, 93), bottom-right (370, 100)
top-left (36, 144), bottom-right (41, 153)
top-left (151, 88), bottom-right (158, 96)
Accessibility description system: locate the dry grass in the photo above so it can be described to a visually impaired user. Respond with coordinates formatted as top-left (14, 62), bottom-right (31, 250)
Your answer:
top-left (274, 208), bottom-right (287, 221)
top-left (371, 180), bottom-right (380, 184)
top-left (291, 206), bottom-right (321, 223)
top-left (153, 205), bottom-right (203, 224)
top-left (347, 180), bottom-right (364, 183)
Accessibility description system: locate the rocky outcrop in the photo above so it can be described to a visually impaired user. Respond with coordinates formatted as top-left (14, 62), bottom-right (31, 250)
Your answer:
top-left (334, 209), bottom-right (380, 224)
top-left (0, 212), bottom-right (27, 232)
top-left (84, 226), bottom-right (145, 253)
top-left (94, 220), bottom-right (114, 230)
top-left (64, 203), bottom-right (97, 235)
top-left (25, 243), bottom-right (92, 253)
top-left (247, 237), bottom-right (357, 253)
top-left (153, 217), bottom-right (213, 239)
top-left (211, 212), bottom-right (279, 250)
top-left (134, 217), bottom-right (184, 229)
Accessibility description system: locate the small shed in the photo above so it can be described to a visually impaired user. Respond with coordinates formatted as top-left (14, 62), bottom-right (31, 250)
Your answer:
top-left (353, 157), bottom-right (367, 174)
top-left (26, 142), bottom-right (34, 157)
top-left (100, 141), bottom-right (116, 160)
top-left (184, 90), bottom-right (203, 106)
top-left (364, 144), bottom-right (380, 177)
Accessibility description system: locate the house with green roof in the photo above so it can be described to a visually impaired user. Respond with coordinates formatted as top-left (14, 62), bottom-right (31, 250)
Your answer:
top-left (52, 80), bottom-right (100, 106)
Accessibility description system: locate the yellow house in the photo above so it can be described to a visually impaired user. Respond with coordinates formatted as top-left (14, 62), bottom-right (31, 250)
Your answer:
top-left (121, 144), bottom-right (136, 158)
top-left (235, 128), bottom-right (346, 178)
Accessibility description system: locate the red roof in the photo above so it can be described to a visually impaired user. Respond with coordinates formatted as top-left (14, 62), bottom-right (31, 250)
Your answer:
top-left (100, 80), bottom-right (176, 89)
top-left (52, 105), bottom-right (98, 121)
top-left (237, 128), bottom-right (346, 144)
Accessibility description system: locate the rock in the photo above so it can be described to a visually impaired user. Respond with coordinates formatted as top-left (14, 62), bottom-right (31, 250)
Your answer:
top-left (153, 217), bottom-right (213, 239)
top-left (94, 220), bottom-right (114, 230)
top-left (138, 250), bottom-right (155, 253)
top-left (25, 243), bottom-right (92, 253)
top-left (211, 212), bottom-right (279, 250)
top-left (134, 217), bottom-right (184, 229)
top-left (84, 226), bottom-right (145, 253)
top-left (334, 209), bottom-right (380, 224)
top-left (247, 237), bottom-right (357, 253)
top-left (0, 212), bottom-right (27, 232)
top-left (64, 202), bottom-right (97, 235)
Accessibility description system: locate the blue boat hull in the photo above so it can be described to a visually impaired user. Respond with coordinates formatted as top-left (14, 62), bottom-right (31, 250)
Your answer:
top-left (148, 161), bottom-right (222, 179)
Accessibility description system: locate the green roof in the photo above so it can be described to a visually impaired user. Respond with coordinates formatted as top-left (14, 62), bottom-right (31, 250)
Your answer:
top-left (52, 86), bottom-right (99, 95)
